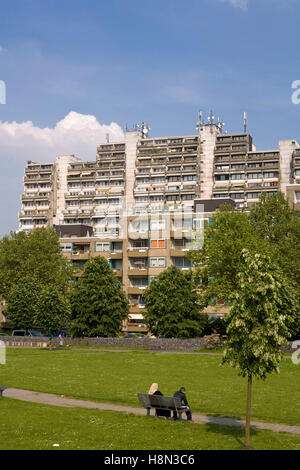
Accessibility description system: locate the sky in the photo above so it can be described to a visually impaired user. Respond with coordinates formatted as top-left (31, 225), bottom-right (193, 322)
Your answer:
top-left (0, 0), bottom-right (300, 236)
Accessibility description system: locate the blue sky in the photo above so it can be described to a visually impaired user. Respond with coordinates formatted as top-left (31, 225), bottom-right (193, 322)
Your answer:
top-left (0, 0), bottom-right (300, 235)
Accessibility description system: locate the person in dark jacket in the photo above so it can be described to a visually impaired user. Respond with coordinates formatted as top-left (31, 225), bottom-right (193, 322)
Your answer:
top-left (148, 383), bottom-right (171, 419)
top-left (173, 387), bottom-right (192, 421)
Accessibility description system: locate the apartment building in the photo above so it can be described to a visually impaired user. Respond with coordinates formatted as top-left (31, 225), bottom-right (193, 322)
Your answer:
top-left (18, 117), bottom-right (300, 331)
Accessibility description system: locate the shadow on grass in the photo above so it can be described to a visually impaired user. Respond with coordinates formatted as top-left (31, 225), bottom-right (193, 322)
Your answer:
top-left (203, 420), bottom-right (257, 450)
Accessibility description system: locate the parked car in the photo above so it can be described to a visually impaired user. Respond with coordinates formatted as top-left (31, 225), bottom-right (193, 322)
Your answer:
top-left (123, 333), bottom-right (144, 339)
top-left (11, 330), bottom-right (45, 337)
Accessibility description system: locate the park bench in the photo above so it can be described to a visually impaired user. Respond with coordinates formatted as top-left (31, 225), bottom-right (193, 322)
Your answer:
top-left (137, 393), bottom-right (187, 420)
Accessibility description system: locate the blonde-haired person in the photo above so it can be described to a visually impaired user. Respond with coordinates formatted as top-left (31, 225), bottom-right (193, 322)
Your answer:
top-left (148, 383), bottom-right (171, 419)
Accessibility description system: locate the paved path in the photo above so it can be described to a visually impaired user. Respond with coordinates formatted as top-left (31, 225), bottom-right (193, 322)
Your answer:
top-left (2, 387), bottom-right (300, 436)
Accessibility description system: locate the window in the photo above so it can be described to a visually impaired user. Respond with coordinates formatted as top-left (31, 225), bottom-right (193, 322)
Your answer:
top-left (167, 195), bottom-right (180, 201)
top-left (151, 177), bottom-right (165, 183)
top-left (135, 196), bottom-right (149, 202)
top-left (136, 177), bottom-right (150, 184)
top-left (168, 176), bottom-right (181, 182)
top-left (131, 277), bottom-right (148, 287)
top-left (130, 258), bottom-right (147, 268)
top-left (150, 239), bottom-right (166, 249)
top-left (183, 166), bottom-right (196, 172)
top-left (231, 174), bottom-right (245, 180)
top-left (230, 193), bottom-right (245, 199)
top-left (248, 163), bottom-right (261, 168)
top-left (247, 192), bottom-right (262, 199)
top-left (248, 173), bottom-right (262, 179)
top-left (131, 239), bottom-right (148, 248)
top-left (183, 175), bottom-right (196, 181)
top-left (37, 201), bottom-right (49, 206)
top-left (66, 200), bottom-right (79, 206)
top-left (95, 242), bottom-right (110, 252)
top-left (172, 257), bottom-right (192, 269)
top-left (150, 219), bottom-right (166, 230)
top-left (264, 172), bottom-right (279, 178)
top-left (95, 199), bottom-right (108, 205)
top-left (215, 174), bottom-right (229, 181)
top-left (111, 242), bottom-right (122, 252)
top-left (231, 164), bottom-right (245, 170)
top-left (129, 219), bottom-right (148, 231)
top-left (149, 257), bottom-right (166, 267)
top-left (174, 218), bottom-right (192, 229)
top-left (182, 194), bottom-right (195, 200)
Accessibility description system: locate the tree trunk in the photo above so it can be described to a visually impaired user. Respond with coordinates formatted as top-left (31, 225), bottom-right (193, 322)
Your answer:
top-left (245, 374), bottom-right (252, 448)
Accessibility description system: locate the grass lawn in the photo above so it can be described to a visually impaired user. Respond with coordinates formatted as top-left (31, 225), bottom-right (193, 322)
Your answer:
top-left (1, 397), bottom-right (300, 450)
top-left (0, 348), bottom-right (299, 427)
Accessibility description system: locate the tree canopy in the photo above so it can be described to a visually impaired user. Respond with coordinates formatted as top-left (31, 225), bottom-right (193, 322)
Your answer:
top-left (143, 266), bottom-right (206, 338)
top-left (188, 194), bottom-right (300, 338)
top-left (70, 256), bottom-right (129, 337)
top-left (0, 228), bottom-right (73, 299)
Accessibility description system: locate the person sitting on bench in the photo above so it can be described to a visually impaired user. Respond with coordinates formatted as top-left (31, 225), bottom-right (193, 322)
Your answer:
top-left (148, 383), bottom-right (171, 419)
top-left (173, 387), bottom-right (192, 421)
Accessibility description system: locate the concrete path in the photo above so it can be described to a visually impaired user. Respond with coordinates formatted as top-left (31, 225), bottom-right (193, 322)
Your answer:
top-left (2, 387), bottom-right (300, 436)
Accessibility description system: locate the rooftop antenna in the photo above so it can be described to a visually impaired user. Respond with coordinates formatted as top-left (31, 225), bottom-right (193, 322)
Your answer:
top-left (196, 110), bottom-right (204, 134)
top-left (106, 133), bottom-right (110, 143)
top-left (217, 117), bottom-right (225, 134)
top-left (207, 110), bottom-right (215, 134)
top-left (141, 122), bottom-right (150, 138)
top-left (243, 112), bottom-right (248, 133)
top-left (125, 123), bottom-right (129, 132)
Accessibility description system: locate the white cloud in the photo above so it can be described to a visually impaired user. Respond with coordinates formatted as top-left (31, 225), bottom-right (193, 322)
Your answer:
top-left (0, 111), bottom-right (124, 163)
top-left (218, 0), bottom-right (248, 11)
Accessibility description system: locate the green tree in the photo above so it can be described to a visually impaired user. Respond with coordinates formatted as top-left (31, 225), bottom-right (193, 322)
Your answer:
top-left (0, 228), bottom-right (73, 299)
top-left (5, 277), bottom-right (41, 329)
top-left (188, 204), bottom-right (271, 303)
top-left (222, 249), bottom-right (291, 448)
top-left (143, 266), bottom-right (206, 338)
top-left (188, 196), bottom-right (300, 336)
top-left (70, 256), bottom-right (129, 337)
top-left (35, 285), bottom-right (71, 350)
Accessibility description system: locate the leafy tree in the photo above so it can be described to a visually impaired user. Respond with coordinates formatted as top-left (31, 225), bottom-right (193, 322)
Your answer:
top-left (188, 204), bottom-right (271, 303)
top-left (5, 277), bottom-right (41, 329)
top-left (143, 266), bottom-right (206, 338)
top-left (188, 196), bottom-right (300, 336)
top-left (222, 249), bottom-right (291, 448)
top-left (250, 192), bottom-right (300, 334)
top-left (35, 285), bottom-right (71, 350)
top-left (70, 256), bottom-right (129, 337)
top-left (0, 228), bottom-right (73, 299)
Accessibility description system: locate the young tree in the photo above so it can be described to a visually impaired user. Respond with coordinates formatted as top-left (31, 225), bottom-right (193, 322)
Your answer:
top-left (5, 277), bottom-right (41, 329)
top-left (70, 256), bottom-right (129, 337)
top-left (34, 285), bottom-right (71, 350)
top-left (222, 249), bottom-right (291, 448)
top-left (0, 228), bottom-right (73, 299)
top-left (143, 266), bottom-right (206, 338)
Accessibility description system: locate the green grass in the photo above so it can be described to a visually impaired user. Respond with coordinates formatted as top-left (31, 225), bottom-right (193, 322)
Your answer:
top-left (1, 348), bottom-right (300, 427)
top-left (1, 397), bottom-right (299, 450)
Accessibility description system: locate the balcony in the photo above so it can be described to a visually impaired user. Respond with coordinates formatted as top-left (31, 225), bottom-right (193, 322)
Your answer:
top-left (127, 287), bottom-right (148, 295)
top-left (112, 269), bottom-right (122, 278)
top-left (127, 248), bottom-right (149, 257)
top-left (128, 268), bottom-right (149, 276)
